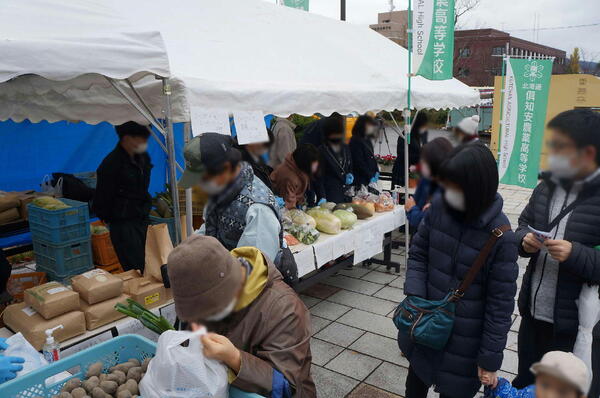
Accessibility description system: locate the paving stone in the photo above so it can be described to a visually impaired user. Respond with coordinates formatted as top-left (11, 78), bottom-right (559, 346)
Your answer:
top-left (311, 338), bottom-right (344, 366)
top-left (327, 290), bottom-right (397, 316)
top-left (311, 315), bottom-right (332, 335)
top-left (311, 301), bottom-right (352, 321)
top-left (339, 266), bottom-right (372, 279)
top-left (322, 275), bottom-right (383, 295)
top-left (388, 276), bottom-right (405, 289)
top-left (366, 362), bottom-right (409, 396)
top-left (312, 365), bottom-right (360, 398)
top-left (511, 316), bottom-right (521, 332)
top-left (326, 349), bottom-right (382, 381)
top-left (338, 309), bottom-right (398, 339)
top-left (303, 283), bottom-right (342, 299)
top-left (314, 322), bottom-right (365, 347)
top-left (347, 383), bottom-right (403, 398)
top-left (501, 348), bottom-right (519, 375)
top-left (361, 271), bottom-right (399, 285)
top-left (350, 333), bottom-right (408, 367)
top-left (373, 286), bottom-right (405, 303)
top-left (506, 330), bottom-right (518, 352)
top-left (300, 294), bottom-right (321, 309)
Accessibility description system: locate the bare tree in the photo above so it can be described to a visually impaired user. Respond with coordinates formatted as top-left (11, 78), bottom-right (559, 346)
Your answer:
top-left (454, 0), bottom-right (482, 29)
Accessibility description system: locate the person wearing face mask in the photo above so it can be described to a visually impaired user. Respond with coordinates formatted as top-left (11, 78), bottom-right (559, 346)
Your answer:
top-left (167, 235), bottom-right (315, 398)
top-left (237, 137), bottom-right (274, 190)
top-left (513, 109), bottom-right (600, 395)
top-left (93, 122), bottom-right (153, 272)
top-left (400, 143), bottom-right (519, 398)
top-left (349, 114), bottom-right (381, 187)
top-left (453, 115), bottom-right (480, 145)
top-left (299, 113), bottom-right (344, 147)
top-left (313, 121), bottom-right (354, 204)
top-left (179, 133), bottom-right (282, 263)
top-left (392, 112), bottom-right (429, 188)
top-left (270, 144), bottom-right (320, 209)
top-left (404, 137), bottom-right (453, 233)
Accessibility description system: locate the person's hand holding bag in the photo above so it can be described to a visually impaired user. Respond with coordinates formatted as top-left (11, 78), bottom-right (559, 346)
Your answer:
top-left (0, 355), bottom-right (24, 384)
top-left (201, 333), bottom-right (241, 374)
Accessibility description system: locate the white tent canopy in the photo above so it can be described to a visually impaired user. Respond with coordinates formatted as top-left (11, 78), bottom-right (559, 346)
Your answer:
top-left (0, 0), bottom-right (478, 125)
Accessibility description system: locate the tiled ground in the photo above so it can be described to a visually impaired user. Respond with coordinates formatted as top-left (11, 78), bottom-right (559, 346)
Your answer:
top-left (305, 184), bottom-right (532, 397)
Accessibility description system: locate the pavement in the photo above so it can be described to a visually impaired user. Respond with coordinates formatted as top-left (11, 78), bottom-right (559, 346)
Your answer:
top-left (304, 184), bottom-right (533, 397)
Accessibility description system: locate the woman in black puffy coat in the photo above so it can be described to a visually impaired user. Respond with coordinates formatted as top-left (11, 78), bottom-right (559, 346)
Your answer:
top-left (399, 143), bottom-right (519, 398)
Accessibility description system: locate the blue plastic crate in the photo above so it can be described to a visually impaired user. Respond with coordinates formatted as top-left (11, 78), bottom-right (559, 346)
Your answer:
top-left (33, 238), bottom-right (93, 282)
top-left (0, 335), bottom-right (262, 398)
top-left (36, 263), bottom-right (93, 285)
top-left (149, 215), bottom-right (177, 245)
top-left (29, 221), bottom-right (90, 245)
top-left (27, 198), bottom-right (89, 229)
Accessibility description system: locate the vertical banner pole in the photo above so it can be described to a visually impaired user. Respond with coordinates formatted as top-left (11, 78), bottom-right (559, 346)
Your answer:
top-left (183, 122), bottom-right (194, 237)
top-left (403, 0), bottom-right (413, 268)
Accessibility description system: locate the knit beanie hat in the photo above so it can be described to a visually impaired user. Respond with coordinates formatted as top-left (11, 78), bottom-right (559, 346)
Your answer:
top-left (167, 235), bottom-right (243, 321)
top-left (457, 115), bottom-right (480, 136)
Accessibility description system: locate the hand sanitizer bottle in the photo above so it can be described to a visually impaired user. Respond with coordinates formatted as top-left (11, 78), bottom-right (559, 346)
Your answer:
top-left (42, 325), bottom-right (64, 363)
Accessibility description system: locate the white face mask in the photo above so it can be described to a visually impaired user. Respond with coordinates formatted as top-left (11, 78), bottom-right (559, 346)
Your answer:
top-left (420, 163), bottom-right (431, 179)
top-left (548, 154), bottom-right (579, 179)
top-left (133, 142), bottom-right (148, 154)
top-left (444, 188), bottom-right (466, 212)
top-left (198, 179), bottom-right (226, 196)
top-left (311, 162), bottom-right (319, 174)
top-left (366, 125), bottom-right (377, 136)
top-left (205, 298), bottom-right (236, 322)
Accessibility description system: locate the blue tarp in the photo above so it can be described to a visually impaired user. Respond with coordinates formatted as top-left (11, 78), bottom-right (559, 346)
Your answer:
top-left (0, 120), bottom-right (184, 196)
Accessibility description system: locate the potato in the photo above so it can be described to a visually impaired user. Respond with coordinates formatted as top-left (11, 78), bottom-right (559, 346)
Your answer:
top-left (86, 362), bottom-right (103, 378)
top-left (91, 387), bottom-right (107, 398)
top-left (99, 380), bottom-right (118, 395)
top-left (124, 379), bottom-right (139, 395)
top-left (111, 361), bottom-right (136, 374)
top-left (71, 387), bottom-right (88, 398)
top-left (61, 378), bottom-right (82, 392)
top-left (82, 376), bottom-right (99, 394)
top-left (116, 390), bottom-right (132, 398)
top-left (127, 358), bottom-right (140, 367)
top-left (126, 367), bottom-right (142, 383)
top-left (111, 370), bottom-right (127, 385)
top-left (141, 358), bottom-right (151, 372)
top-left (98, 373), bottom-right (108, 382)
top-left (56, 393), bottom-right (72, 398)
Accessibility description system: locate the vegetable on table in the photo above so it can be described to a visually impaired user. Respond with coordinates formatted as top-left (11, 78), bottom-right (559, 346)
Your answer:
top-left (31, 196), bottom-right (70, 210)
top-left (333, 209), bottom-right (357, 229)
top-left (288, 209), bottom-right (317, 228)
top-left (289, 224), bottom-right (320, 245)
top-left (311, 211), bottom-right (342, 235)
top-left (115, 299), bottom-right (174, 335)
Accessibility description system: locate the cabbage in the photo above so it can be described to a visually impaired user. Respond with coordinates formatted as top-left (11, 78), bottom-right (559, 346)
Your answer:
top-left (313, 212), bottom-right (342, 235)
top-left (31, 196), bottom-right (70, 210)
top-left (320, 202), bottom-right (337, 211)
top-left (333, 209), bottom-right (358, 229)
top-left (306, 207), bottom-right (331, 219)
top-left (288, 209), bottom-right (316, 228)
top-left (289, 224), bottom-right (320, 245)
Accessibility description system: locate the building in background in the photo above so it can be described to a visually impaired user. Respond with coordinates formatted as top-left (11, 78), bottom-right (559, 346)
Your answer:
top-left (454, 29), bottom-right (567, 86)
top-left (370, 10), bottom-right (408, 47)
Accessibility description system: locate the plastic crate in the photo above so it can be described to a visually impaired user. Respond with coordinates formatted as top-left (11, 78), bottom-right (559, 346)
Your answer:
top-left (6, 272), bottom-right (47, 302)
top-left (36, 264), bottom-right (93, 285)
top-left (33, 238), bottom-right (93, 282)
top-left (29, 221), bottom-right (90, 245)
top-left (28, 198), bottom-right (90, 244)
top-left (74, 171), bottom-right (97, 189)
top-left (90, 221), bottom-right (119, 266)
top-left (149, 215), bottom-right (176, 245)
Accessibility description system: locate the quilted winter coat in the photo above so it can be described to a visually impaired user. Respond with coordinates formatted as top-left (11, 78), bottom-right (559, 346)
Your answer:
top-left (399, 193), bottom-right (519, 398)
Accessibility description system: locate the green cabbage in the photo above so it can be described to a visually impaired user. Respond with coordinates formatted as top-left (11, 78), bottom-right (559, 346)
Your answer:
top-left (313, 212), bottom-right (342, 235)
top-left (333, 209), bottom-right (358, 229)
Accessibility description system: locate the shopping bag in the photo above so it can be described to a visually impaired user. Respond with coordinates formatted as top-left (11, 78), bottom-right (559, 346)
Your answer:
top-left (40, 174), bottom-right (63, 197)
top-left (573, 284), bottom-right (600, 378)
top-left (139, 328), bottom-right (229, 398)
top-left (145, 223), bottom-right (174, 283)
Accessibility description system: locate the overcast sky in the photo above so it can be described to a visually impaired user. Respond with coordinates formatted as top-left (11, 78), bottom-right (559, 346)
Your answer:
top-left (263, 0), bottom-right (600, 60)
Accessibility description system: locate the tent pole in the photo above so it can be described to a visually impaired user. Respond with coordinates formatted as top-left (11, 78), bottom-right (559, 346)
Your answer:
top-left (162, 78), bottom-right (182, 245)
top-left (125, 79), bottom-right (166, 137)
top-left (183, 122), bottom-right (194, 237)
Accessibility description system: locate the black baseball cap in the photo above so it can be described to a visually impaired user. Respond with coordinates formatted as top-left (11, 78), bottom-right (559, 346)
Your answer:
top-left (178, 133), bottom-right (236, 189)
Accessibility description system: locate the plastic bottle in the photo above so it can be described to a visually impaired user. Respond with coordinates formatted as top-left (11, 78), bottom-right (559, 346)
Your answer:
top-left (42, 325), bottom-right (64, 363)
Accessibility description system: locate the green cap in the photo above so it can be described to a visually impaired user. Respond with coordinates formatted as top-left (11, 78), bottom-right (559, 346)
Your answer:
top-left (178, 133), bottom-right (233, 189)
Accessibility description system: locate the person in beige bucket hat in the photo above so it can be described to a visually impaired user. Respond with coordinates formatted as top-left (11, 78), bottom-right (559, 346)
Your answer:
top-left (481, 351), bottom-right (590, 398)
top-left (167, 234), bottom-right (316, 398)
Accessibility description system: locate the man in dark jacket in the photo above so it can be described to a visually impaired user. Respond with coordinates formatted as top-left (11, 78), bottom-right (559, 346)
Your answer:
top-left (93, 122), bottom-right (153, 272)
top-left (299, 113), bottom-right (344, 147)
top-left (349, 115), bottom-right (380, 187)
top-left (238, 140), bottom-right (273, 190)
top-left (513, 109), bottom-right (600, 392)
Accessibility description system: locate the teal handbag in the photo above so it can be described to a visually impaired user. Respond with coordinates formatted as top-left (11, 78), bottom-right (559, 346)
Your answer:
top-left (393, 226), bottom-right (510, 351)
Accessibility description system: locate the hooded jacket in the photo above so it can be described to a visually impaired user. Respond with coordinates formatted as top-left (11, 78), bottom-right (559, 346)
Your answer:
top-left (400, 194), bottom-right (519, 398)
top-left (314, 143), bottom-right (353, 203)
top-left (209, 247), bottom-right (316, 398)
top-left (270, 154), bottom-right (310, 209)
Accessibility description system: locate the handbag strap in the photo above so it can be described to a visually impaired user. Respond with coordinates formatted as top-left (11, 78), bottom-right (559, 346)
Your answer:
top-left (453, 224), bottom-right (512, 299)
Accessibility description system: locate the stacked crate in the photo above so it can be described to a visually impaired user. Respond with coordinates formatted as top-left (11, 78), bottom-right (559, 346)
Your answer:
top-left (28, 198), bottom-right (93, 282)
top-left (90, 220), bottom-right (123, 273)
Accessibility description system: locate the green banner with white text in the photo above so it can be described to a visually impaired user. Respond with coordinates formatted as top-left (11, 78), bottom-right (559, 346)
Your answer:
top-left (498, 58), bottom-right (553, 188)
top-left (412, 0), bottom-right (455, 80)
top-left (284, 0), bottom-right (308, 11)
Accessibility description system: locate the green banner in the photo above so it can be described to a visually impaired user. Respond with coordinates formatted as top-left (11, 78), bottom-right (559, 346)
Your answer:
top-left (412, 0), bottom-right (455, 80)
top-left (498, 58), bottom-right (553, 188)
top-left (284, 0), bottom-right (309, 11)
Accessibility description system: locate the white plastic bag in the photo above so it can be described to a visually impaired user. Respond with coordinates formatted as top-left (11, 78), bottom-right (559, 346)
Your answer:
top-left (40, 174), bottom-right (63, 197)
top-left (4, 333), bottom-right (47, 377)
top-left (139, 328), bottom-right (229, 398)
top-left (573, 284), bottom-right (600, 378)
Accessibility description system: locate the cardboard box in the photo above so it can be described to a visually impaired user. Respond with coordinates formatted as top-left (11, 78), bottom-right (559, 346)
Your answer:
top-left (129, 277), bottom-right (166, 309)
top-left (80, 294), bottom-right (129, 330)
top-left (25, 282), bottom-right (80, 320)
top-left (116, 270), bottom-right (143, 295)
top-left (3, 303), bottom-right (86, 350)
top-left (71, 269), bottom-right (123, 305)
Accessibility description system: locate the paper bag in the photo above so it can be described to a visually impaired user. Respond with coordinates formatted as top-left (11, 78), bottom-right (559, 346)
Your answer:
top-left (80, 294), bottom-right (129, 330)
top-left (116, 270), bottom-right (143, 294)
top-left (3, 303), bottom-right (86, 350)
top-left (71, 269), bottom-right (123, 305)
top-left (24, 282), bottom-right (80, 320)
top-left (145, 223), bottom-right (174, 283)
top-left (129, 278), bottom-right (167, 309)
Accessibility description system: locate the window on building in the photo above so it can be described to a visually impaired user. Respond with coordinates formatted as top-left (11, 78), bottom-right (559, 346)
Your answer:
top-left (491, 46), bottom-right (504, 56)
top-left (458, 47), bottom-right (471, 57)
top-left (457, 68), bottom-right (470, 77)
top-left (382, 19), bottom-right (390, 23)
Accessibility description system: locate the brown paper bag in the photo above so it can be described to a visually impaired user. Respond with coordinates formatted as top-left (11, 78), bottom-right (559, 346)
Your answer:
top-left (144, 223), bottom-right (173, 282)
top-left (129, 277), bottom-right (166, 309)
top-left (3, 303), bottom-right (86, 350)
top-left (0, 208), bottom-right (20, 224)
top-left (24, 282), bottom-right (80, 320)
top-left (116, 270), bottom-right (143, 295)
top-left (80, 294), bottom-right (129, 330)
top-left (71, 269), bottom-right (123, 305)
